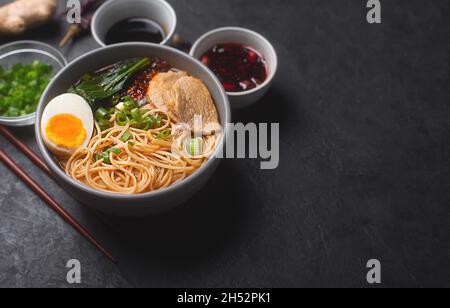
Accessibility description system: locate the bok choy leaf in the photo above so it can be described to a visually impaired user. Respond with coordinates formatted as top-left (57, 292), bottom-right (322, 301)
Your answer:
top-left (69, 57), bottom-right (151, 107)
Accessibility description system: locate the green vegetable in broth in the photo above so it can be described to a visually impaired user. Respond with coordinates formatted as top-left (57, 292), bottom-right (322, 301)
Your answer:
top-left (94, 96), bottom-right (165, 131)
top-left (156, 129), bottom-right (171, 140)
top-left (121, 131), bottom-right (133, 142)
top-left (96, 146), bottom-right (123, 165)
top-left (0, 61), bottom-right (53, 117)
top-left (187, 138), bottom-right (202, 156)
top-left (69, 57), bottom-right (151, 108)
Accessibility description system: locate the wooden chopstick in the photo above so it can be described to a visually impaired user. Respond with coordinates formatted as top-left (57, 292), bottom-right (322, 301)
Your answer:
top-left (0, 125), bottom-right (52, 177)
top-left (0, 127), bottom-right (117, 264)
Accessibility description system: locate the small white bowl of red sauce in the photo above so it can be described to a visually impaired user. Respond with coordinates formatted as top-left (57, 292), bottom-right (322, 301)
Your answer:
top-left (190, 27), bottom-right (278, 109)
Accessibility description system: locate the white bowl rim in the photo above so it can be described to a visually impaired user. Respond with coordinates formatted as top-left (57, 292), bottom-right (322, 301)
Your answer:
top-left (190, 26), bottom-right (278, 97)
top-left (91, 0), bottom-right (178, 47)
top-left (35, 42), bottom-right (231, 201)
top-left (0, 40), bottom-right (68, 66)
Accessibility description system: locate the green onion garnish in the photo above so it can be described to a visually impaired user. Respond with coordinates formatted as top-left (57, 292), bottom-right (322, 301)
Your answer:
top-left (123, 96), bottom-right (138, 110)
top-left (131, 108), bottom-right (142, 125)
top-left (95, 107), bottom-right (109, 121)
top-left (98, 118), bottom-right (112, 131)
top-left (156, 129), bottom-right (171, 140)
top-left (187, 138), bottom-right (202, 156)
top-left (142, 116), bottom-right (155, 130)
top-left (0, 61), bottom-right (53, 117)
top-left (116, 112), bottom-right (128, 126)
top-left (102, 151), bottom-right (111, 164)
top-left (121, 131), bottom-right (133, 142)
top-left (109, 147), bottom-right (121, 155)
top-left (129, 119), bottom-right (138, 128)
top-left (98, 147), bottom-right (121, 164)
top-left (155, 116), bottom-right (163, 128)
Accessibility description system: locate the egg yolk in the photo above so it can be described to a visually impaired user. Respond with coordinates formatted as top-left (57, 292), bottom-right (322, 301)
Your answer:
top-left (45, 114), bottom-right (86, 149)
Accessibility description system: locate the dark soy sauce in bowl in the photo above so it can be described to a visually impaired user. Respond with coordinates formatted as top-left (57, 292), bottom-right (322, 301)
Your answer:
top-left (105, 17), bottom-right (165, 45)
top-left (201, 43), bottom-right (268, 93)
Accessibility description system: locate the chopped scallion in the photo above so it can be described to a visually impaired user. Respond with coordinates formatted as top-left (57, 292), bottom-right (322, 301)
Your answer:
top-left (121, 131), bottom-right (133, 142)
top-left (155, 116), bottom-right (163, 128)
top-left (131, 108), bottom-right (142, 125)
top-left (95, 107), bottom-right (109, 121)
top-left (98, 118), bottom-right (112, 131)
top-left (109, 147), bottom-right (121, 155)
top-left (156, 129), bottom-right (171, 140)
top-left (187, 138), bottom-right (202, 156)
top-left (102, 151), bottom-right (111, 164)
top-left (116, 112), bottom-right (128, 126)
top-left (142, 116), bottom-right (155, 130)
top-left (123, 96), bottom-right (138, 110)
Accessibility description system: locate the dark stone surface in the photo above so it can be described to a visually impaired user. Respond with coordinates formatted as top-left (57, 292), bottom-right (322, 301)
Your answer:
top-left (0, 0), bottom-right (449, 288)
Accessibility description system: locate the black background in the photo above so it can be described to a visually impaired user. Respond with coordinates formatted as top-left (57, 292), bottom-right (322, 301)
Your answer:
top-left (0, 0), bottom-right (449, 288)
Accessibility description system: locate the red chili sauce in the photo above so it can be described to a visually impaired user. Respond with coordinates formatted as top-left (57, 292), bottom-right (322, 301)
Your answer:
top-left (200, 43), bottom-right (268, 93)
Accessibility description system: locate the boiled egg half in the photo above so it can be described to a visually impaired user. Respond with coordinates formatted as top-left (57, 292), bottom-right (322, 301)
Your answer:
top-left (41, 93), bottom-right (94, 158)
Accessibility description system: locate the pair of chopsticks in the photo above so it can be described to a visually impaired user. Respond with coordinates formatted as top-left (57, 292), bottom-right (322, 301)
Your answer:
top-left (0, 125), bottom-right (117, 264)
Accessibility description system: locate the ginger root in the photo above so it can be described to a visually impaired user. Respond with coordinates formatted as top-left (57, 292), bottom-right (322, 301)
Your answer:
top-left (0, 0), bottom-right (58, 36)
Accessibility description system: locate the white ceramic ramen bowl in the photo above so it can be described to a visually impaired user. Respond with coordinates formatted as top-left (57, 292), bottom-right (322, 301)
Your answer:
top-left (35, 43), bottom-right (231, 217)
top-left (190, 27), bottom-right (278, 109)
